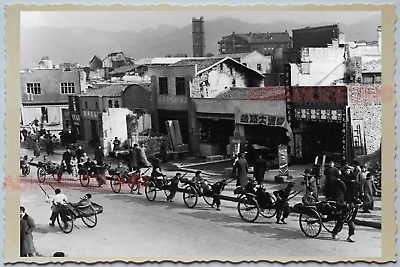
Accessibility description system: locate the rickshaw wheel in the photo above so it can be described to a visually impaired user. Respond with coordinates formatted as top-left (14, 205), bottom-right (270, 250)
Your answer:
top-left (203, 192), bottom-right (214, 206)
top-left (81, 207), bottom-right (98, 228)
top-left (183, 185), bottom-right (198, 208)
top-left (237, 195), bottom-right (259, 222)
top-left (299, 208), bottom-right (322, 238)
top-left (37, 167), bottom-right (46, 183)
top-left (79, 174), bottom-right (90, 187)
top-left (145, 181), bottom-right (157, 201)
top-left (128, 174), bottom-right (138, 192)
top-left (259, 195), bottom-right (277, 218)
top-left (110, 175), bottom-right (122, 193)
top-left (57, 212), bottom-right (74, 234)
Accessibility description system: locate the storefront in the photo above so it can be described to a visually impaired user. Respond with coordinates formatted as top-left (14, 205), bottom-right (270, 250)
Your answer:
top-left (81, 109), bottom-right (103, 146)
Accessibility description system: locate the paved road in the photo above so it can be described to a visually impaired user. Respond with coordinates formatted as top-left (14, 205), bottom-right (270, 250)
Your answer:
top-left (19, 147), bottom-right (382, 259)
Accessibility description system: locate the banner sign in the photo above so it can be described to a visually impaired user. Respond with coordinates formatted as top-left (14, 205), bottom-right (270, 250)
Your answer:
top-left (294, 108), bottom-right (345, 122)
top-left (236, 113), bottom-right (286, 127)
top-left (82, 110), bottom-right (101, 120)
top-left (278, 144), bottom-right (289, 175)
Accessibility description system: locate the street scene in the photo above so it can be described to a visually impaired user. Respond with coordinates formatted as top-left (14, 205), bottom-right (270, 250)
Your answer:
top-left (18, 10), bottom-right (382, 260)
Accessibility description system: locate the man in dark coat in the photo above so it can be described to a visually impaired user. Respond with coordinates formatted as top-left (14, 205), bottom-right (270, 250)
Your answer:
top-left (20, 206), bottom-right (36, 257)
top-left (62, 147), bottom-right (73, 173)
top-left (128, 145), bottom-right (138, 172)
top-left (330, 174), bottom-right (347, 205)
top-left (324, 160), bottom-right (340, 200)
top-left (94, 145), bottom-right (105, 166)
top-left (233, 153), bottom-right (249, 187)
top-left (341, 166), bottom-right (357, 203)
top-left (253, 155), bottom-right (268, 185)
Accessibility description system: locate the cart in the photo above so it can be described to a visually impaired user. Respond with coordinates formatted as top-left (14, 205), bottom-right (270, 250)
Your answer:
top-left (56, 201), bottom-right (103, 234)
top-left (31, 161), bottom-right (63, 183)
top-left (144, 175), bottom-right (174, 201)
top-left (236, 188), bottom-right (302, 223)
top-left (78, 163), bottom-right (111, 187)
top-left (180, 179), bottom-right (216, 208)
top-left (108, 167), bottom-right (151, 193)
top-left (296, 201), bottom-right (361, 238)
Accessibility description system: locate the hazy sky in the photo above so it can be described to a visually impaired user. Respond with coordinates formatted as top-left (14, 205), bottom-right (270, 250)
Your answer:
top-left (20, 11), bottom-right (380, 32)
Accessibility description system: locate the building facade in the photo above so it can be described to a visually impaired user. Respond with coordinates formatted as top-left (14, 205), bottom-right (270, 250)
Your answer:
top-left (20, 69), bottom-right (86, 125)
top-left (218, 32), bottom-right (292, 55)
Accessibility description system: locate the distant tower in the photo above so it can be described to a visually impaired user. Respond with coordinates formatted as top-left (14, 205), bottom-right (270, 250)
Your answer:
top-left (192, 16), bottom-right (205, 57)
top-left (377, 25), bottom-right (381, 53)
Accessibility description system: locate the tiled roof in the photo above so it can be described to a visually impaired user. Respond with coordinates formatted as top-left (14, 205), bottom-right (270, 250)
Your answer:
top-left (169, 58), bottom-right (222, 72)
top-left (216, 87), bottom-right (285, 100)
top-left (83, 84), bottom-right (127, 97)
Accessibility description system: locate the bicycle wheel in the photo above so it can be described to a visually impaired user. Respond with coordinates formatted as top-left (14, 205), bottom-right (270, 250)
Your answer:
top-left (322, 218), bottom-right (337, 233)
top-left (110, 175), bottom-right (122, 193)
top-left (56, 212), bottom-right (74, 234)
top-left (237, 195), bottom-right (259, 222)
top-left (299, 209), bottom-right (322, 238)
top-left (37, 167), bottom-right (46, 183)
top-left (259, 194), bottom-right (277, 218)
top-left (79, 174), bottom-right (90, 187)
top-left (81, 207), bottom-right (98, 228)
top-left (145, 181), bottom-right (157, 201)
top-left (183, 185), bottom-right (198, 208)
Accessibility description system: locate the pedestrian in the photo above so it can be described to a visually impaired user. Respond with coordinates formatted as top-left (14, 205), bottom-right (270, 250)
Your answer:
top-left (331, 200), bottom-right (358, 242)
top-left (303, 169), bottom-right (319, 198)
top-left (167, 172), bottom-right (181, 202)
top-left (70, 156), bottom-right (78, 181)
top-left (46, 188), bottom-right (68, 227)
top-left (75, 145), bottom-right (85, 160)
top-left (137, 143), bottom-right (151, 167)
top-left (33, 139), bottom-right (40, 158)
top-left (323, 160), bottom-right (340, 200)
top-left (356, 165), bottom-right (368, 198)
top-left (233, 153), bottom-right (249, 188)
top-left (62, 147), bottom-right (73, 173)
top-left (94, 145), bottom-right (105, 166)
top-left (45, 135), bottom-right (54, 155)
top-left (341, 166), bottom-right (357, 202)
top-left (20, 206), bottom-right (36, 257)
top-left (79, 152), bottom-right (88, 164)
top-left (361, 172), bottom-right (379, 213)
top-left (128, 145), bottom-right (138, 172)
top-left (113, 137), bottom-right (121, 151)
top-left (273, 182), bottom-right (294, 224)
top-left (159, 139), bottom-right (168, 163)
top-left (253, 154), bottom-right (268, 185)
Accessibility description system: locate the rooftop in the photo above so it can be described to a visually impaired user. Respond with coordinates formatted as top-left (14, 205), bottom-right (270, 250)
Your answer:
top-left (220, 32), bottom-right (291, 44)
top-left (215, 87), bottom-right (285, 100)
top-left (83, 84), bottom-right (127, 97)
top-left (169, 58), bottom-right (222, 72)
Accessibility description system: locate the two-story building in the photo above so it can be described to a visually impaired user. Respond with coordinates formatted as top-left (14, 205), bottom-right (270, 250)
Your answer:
top-left (20, 68), bottom-right (86, 125)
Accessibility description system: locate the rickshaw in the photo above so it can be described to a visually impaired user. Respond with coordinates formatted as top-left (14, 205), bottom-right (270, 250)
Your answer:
top-left (78, 163), bottom-right (111, 187)
top-left (144, 174), bottom-right (176, 201)
top-left (108, 167), bottom-right (151, 193)
top-left (34, 160), bottom-right (63, 183)
top-left (296, 201), bottom-right (362, 238)
top-left (55, 200), bottom-right (103, 234)
top-left (180, 178), bottom-right (219, 208)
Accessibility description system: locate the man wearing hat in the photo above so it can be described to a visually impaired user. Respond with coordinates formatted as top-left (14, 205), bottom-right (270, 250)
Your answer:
top-left (273, 183), bottom-right (294, 224)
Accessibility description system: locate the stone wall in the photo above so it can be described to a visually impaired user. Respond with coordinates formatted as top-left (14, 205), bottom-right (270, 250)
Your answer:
top-left (192, 62), bottom-right (248, 98)
top-left (348, 84), bottom-right (381, 154)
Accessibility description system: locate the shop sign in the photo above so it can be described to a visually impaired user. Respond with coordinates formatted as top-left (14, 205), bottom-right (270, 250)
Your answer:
top-left (82, 110), bottom-right (101, 120)
top-left (236, 113), bottom-right (286, 127)
top-left (71, 113), bottom-right (80, 122)
top-left (294, 108), bottom-right (345, 122)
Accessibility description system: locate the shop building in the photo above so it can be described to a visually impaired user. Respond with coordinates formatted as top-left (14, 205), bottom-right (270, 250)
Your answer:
top-left (20, 68), bottom-right (86, 125)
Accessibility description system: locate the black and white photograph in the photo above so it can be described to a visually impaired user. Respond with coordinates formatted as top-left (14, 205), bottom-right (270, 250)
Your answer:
top-left (5, 4), bottom-right (396, 262)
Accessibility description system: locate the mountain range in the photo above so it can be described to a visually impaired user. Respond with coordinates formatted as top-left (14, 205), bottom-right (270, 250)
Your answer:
top-left (20, 15), bottom-right (381, 68)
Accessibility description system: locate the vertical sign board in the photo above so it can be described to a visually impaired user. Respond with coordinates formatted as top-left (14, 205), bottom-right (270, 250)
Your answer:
top-left (278, 144), bottom-right (289, 175)
top-left (341, 107), bottom-right (348, 163)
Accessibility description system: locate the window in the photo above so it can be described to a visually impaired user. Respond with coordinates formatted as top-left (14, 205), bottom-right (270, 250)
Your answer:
top-left (114, 100), bottom-right (120, 108)
top-left (176, 77), bottom-right (186, 95)
top-left (108, 99), bottom-right (113, 108)
top-left (159, 77), bottom-right (168, 95)
top-left (26, 83), bottom-right (41, 94)
top-left (85, 102), bottom-right (88, 109)
top-left (95, 102), bottom-right (99, 110)
top-left (60, 82), bottom-right (75, 94)
top-left (257, 64), bottom-right (262, 71)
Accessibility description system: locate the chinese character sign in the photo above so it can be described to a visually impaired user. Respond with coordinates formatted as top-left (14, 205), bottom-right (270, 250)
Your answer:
top-left (236, 113), bottom-right (286, 127)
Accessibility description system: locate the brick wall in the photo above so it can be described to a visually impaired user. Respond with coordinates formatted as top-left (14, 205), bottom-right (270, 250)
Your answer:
top-left (348, 84), bottom-right (381, 154)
